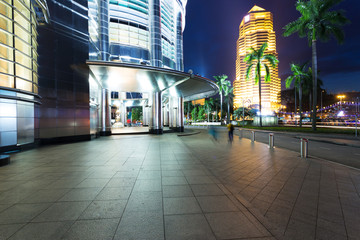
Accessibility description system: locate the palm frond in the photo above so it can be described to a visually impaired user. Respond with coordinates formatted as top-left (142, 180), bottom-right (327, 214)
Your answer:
top-left (264, 64), bottom-right (271, 83)
top-left (245, 63), bottom-right (253, 80)
top-left (263, 54), bottom-right (279, 68)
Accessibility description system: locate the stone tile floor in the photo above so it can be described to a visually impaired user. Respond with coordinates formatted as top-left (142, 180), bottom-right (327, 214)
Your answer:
top-left (0, 131), bottom-right (359, 239)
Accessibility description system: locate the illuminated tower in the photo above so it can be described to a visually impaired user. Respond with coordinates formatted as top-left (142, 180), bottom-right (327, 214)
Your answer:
top-left (233, 5), bottom-right (280, 112)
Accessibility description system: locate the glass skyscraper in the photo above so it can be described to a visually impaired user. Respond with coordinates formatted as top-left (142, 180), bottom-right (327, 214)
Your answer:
top-left (233, 5), bottom-right (281, 112)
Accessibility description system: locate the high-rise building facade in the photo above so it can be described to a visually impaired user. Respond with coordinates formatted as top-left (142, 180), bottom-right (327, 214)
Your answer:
top-left (101, 0), bottom-right (186, 71)
top-left (0, 0), bottom-right (217, 152)
top-left (233, 5), bottom-right (280, 112)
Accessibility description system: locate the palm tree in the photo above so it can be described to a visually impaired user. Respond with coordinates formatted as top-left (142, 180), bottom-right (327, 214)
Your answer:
top-left (302, 67), bottom-right (323, 113)
top-left (214, 75), bottom-right (231, 123)
top-left (204, 99), bottom-right (212, 122)
top-left (223, 84), bottom-right (234, 123)
top-left (244, 42), bottom-right (279, 127)
top-left (286, 63), bottom-right (309, 127)
top-left (283, 0), bottom-right (350, 131)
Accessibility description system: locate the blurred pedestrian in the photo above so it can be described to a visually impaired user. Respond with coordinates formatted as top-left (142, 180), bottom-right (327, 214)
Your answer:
top-left (208, 125), bottom-right (218, 142)
top-left (227, 123), bottom-right (234, 143)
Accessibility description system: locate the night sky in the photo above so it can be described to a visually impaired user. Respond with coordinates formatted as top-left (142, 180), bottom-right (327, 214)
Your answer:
top-left (183, 0), bottom-right (360, 94)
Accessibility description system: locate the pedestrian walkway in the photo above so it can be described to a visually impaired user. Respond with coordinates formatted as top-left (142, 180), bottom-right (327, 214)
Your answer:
top-left (0, 132), bottom-right (359, 239)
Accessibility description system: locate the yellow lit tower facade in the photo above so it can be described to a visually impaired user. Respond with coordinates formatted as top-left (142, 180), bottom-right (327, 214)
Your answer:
top-left (234, 6), bottom-right (281, 112)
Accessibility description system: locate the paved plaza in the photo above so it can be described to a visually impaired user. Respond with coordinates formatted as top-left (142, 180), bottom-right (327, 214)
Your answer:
top-left (0, 131), bottom-right (359, 239)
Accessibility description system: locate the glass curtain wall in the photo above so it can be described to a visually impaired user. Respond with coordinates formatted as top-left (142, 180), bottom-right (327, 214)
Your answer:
top-left (0, 0), bottom-right (44, 149)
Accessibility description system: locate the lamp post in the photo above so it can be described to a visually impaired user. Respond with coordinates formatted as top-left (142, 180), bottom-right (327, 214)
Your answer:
top-left (320, 90), bottom-right (325, 119)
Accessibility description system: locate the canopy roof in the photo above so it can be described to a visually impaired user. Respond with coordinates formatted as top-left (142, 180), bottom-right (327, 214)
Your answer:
top-left (87, 61), bottom-right (218, 101)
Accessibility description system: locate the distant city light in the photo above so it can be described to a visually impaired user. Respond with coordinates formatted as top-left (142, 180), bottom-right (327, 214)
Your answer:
top-left (337, 111), bottom-right (344, 117)
top-left (244, 15), bottom-right (250, 22)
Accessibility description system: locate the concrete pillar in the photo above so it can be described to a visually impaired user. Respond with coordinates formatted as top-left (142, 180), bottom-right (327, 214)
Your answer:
top-left (100, 88), bottom-right (111, 135)
top-left (163, 103), bottom-right (169, 126)
top-left (149, 92), bottom-right (163, 134)
top-left (120, 101), bottom-right (126, 127)
top-left (177, 97), bottom-right (184, 132)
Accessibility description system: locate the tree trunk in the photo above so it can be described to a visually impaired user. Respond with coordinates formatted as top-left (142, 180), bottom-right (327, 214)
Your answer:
top-left (299, 83), bottom-right (303, 127)
top-left (227, 100), bottom-right (230, 123)
top-left (258, 68), bottom-right (262, 127)
top-left (312, 40), bottom-right (318, 131)
top-left (220, 93), bottom-right (223, 123)
top-left (294, 86), bottom-right (297, 126)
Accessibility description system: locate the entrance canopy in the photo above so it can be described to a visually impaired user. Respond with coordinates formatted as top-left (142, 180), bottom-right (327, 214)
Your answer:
top-left (87, 60), bottom-right (218, 101)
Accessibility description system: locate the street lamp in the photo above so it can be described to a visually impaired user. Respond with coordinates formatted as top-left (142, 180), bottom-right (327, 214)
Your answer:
top-left (321, 90), bottom-right (325, 119)
top-left (337, 95), bottom-right (346, 111)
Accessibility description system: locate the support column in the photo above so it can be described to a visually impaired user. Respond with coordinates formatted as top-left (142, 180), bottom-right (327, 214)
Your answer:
top-left (100, 88), bottom-right (111, 135)
top-left (177, 97), bottom-right (184, 132)
top-left (149, 92), bottom-right (163, 134)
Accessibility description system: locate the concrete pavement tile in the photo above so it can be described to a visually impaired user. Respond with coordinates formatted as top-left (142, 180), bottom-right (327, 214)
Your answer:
top-left (114, 210), bottom-right (163, 240)
top-left (113, 171), bottom-right (139, 178)
top-left (163, 176), bottom-right (188, 185)
top-left (317, 218), bottom-right (347, 236)
top-left (316, 227), bottom-right (347, 240)
top-left (32, 201), bottom-right (91, 222)
top-left (19, 189), bottom-right (70, 203)
top-left (284, 219), bottom-right (316, 240)
top-left (185, 175), bottom-right (214, 184)
top-left (8, 221), bottom-right (73, 240)
top-left (106, 177), bottom-right (137, 187)
top-left (79, 200), bottom-right (127, 219)
top-left (58, 188), bottom-right (102, 202)
top-left (126, 191), bottom-right (162, 212)
top-left (132, 179), bottom-right (161, 192)
top-left (43, 179), bottom-right (85, 189)
top-left (75, 178), bottom-right (110, 188)
top-left (162, 185), bottom-right (193, 198)
top-left (137, 170), bottom-right (161, 180)
top-left (0, 204), bottom-right (11, 213)
top-left (205, 212), bottom-right (267, 239)
top-left (163, 197), bottom-right (201, 215)
top-left (95, 187), bottom-right (132, 200)
top-left (61, 219), bottom-right (118, 240)
top-left (0, 203), bottom-right (51, 224)
top-left (0, 224), bottom-right (24, 239)
top-left (197, 196), bottom-right (238, 213)
top-left (291, 209), bottom-right (317, 225)
top-left (165, 214), bottom-right (216, 240)
top-left (190, 184), bottom-right (224, 196)
top-left (161, 170), bottom-right (183, 177)
top-left (250, 198), bottom-right (272, 215)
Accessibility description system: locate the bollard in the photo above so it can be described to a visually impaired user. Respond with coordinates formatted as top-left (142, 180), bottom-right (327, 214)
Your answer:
top-left (251, 131), bottom-right (255, 142)
top-left (269, 133), bottom-right (274, 148)
top-left (301, 138), bottom-right (308, 158)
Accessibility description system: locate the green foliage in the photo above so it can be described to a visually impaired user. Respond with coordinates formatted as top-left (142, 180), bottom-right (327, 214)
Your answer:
top-left (197, 106), bottom-right (206, 121)
top-left (191, 105), bottom-right (198, 121)
top-left (131, 107), bottom-right (142, 121)
top-left (283, 0), bottom-right (350, 45)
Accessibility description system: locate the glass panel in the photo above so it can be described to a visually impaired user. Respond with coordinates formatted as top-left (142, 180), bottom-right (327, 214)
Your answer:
top-left (16, 78), bottom-right (32, 92)
top-left (32, 72), bottom-right (37, 83)
top-left (14, 25), bottom-right (31, 43)
top-left (15, 64), bottom-right (32, 81)
top-left (15, 50), bottom-right (32, 68)
top-left (0, 42), bottom-right (13, 59)
top-left (14, 0), bottom-right (30, 19)
top-left (33, 84), bottom-right (37, 94)
top-left (0, 73), bottom-right (14, 88)
top-left (0, 58), bottom-right (14, 75)
top-left (0, 14), bottom-right (12, 33)
top-left (14, 12), bottom-right (31, 31)
top-left (0, 1), bottom-right (12, 18)
top-left (15, 37), bottom-right (32, 56)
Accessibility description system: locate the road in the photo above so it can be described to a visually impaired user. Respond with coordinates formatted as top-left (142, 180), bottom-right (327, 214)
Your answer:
top-left (235, 128), bottom-right (360, 169)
